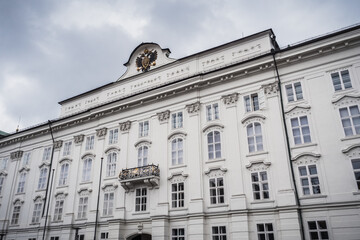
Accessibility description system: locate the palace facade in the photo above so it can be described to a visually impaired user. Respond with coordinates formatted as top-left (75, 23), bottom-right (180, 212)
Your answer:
top-left (0, 25), bottom-right (360, 240)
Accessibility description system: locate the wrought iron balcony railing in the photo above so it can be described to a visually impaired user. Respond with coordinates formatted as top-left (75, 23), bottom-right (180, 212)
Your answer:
top-left (118, 164), bottom-right (160, 192)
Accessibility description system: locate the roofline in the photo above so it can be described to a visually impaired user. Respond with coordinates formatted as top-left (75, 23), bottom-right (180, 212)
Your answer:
top-left (123, 42), bottom-right (171, 66)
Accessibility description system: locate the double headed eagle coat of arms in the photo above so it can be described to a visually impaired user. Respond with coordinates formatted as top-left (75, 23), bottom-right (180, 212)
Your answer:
top-left (136, 48), bottom-right (158, 72)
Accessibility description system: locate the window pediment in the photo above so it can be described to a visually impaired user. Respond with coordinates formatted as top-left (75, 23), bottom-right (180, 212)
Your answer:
top-left (0, 170), bottom-right (8, 176)
top-left (33, 195), bottom-right (45, 202)
top-left (134, 139), bottom-right (152, 148)
top-left (55, 192), bottom-right (67, 199)
top-left (202, 123), bottom-right (224, 134)
top-left (168, 131), bottom-right (187, 140)
top-left (59, 158), bottom-right (72, 164)
top-left (39, 161), bottom-right (50, 168)
top-left (285, 105), bottom-right (311, 118)
top-left (168, 171), bottom-right (188, 183)
top-left (105, 146), bottom-right (120, 154)
top-left (13, 198), bottom-right (24, 205)
top-left (245, 160), bottom-right (271, 172)
top-left (204, 166), bottom-right (227, 178)
top-left (291, 152), bottom-right (321, 165)
top-left (18, 166), bottom-right (30, 173)
top-left (332, 94), bottom-right (360, 107)
top-left (342, 144), bottom-right (360, 159)
top-left (78, 187), bottom-right (92, 195)
top-left (241, 113), bottom-right (266, 125)
top-left (102, 183), bottom-right (118, 191)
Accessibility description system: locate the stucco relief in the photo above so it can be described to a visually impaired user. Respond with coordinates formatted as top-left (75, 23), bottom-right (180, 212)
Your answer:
top-left (119, 121), bottom-right (131, 132)
top-left (74, 134), bottom-right (84, 144)
top-left (222, 92), bottom-right (239, 106)
top-left (157, 110), bottom-right (170, 123)
top-left (186, 102), bottom-right (201, 115)
top-left (96, 127), bottom-right (107, 138)
top-left (291, 152), bottom-right (321, 165)
top-left (245, 160), bottom-right (271, 172)
top-left (10, 150), bottom-right (23, 160)
top-left (204, 167), bottom-right (227, 178)
top-left (53, 140), bottom-right (63, 150)
top-left (332, 95), bottom-right (360, 108)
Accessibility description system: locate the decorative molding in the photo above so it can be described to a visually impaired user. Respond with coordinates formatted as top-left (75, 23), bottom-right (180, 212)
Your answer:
top-left (342, 144), bottom-right (360, 159)
top-left (157, 110), bottom-right (170, 123)
top-left (168, 131), bottom-right (187, 140)
top-left (54, 191), bottom-right (68, 198)
top-left (39, 161), bottom-right (50, 168)
top-left (74, 134), bottom-right (85, 144)
top-left (81, 153), bottom-right (96, 159)
top-left (134, 139), bottom-right (152, 148)
top-left (241, 113), bottom-right (266, 124)
top-left (77, 187), bottom-right (93, 194)
top-left (245, 160), bottom-right (271, 172)
top-left (102, 183), bottom-right (119, 191)
top-left (262, 82), bottom-right (279, 97)
top-left (292, 152), bottom-right (321, 161)
top-left (285, 105), bottom-right (311, 118)
top-left (59, 158), bottom-right (72, 164)
top-left (342, 144), bottom-right (360, 154)
top-left (326, 65), bottom-right (352, 73)
top-left (332, 94), bottom-right (360, 107)
top-left (104, 146), bottom-right (120, 154)
top-left (53, 140), bottom-right (63, 150)
top-left (186, 101), bottom-right (201, 115)
top-left (291, 152), bottom-right (321, 165)
top-left (10, 150), bottom-right (23, 161)
top-left (13, 198), bottom-right (24, 205)
top-left (96, 127), bottom-right (107, 138)
top-left (119, 121), bottom-right (131, 132)
top-left (202, 123), bottom-right (225, 133)
top-left (222, 92), bottom-right (239, 106)
top-left (33, 195), bottom-right (45, 201)
top-left (18, 166), bottom-right (30, 173)
top-left (0, 170), bottom-right (8, 176)
top-left (168, 171), bottom-right (189, 182)
top-left (204, 166), bottom-right (227, 176)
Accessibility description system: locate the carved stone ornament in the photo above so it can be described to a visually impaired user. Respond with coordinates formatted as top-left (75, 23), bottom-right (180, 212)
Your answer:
top-left (136, 48), bottom-right (157, 72)
top-left (222, 92), bottom-right (239, 106)
top-left (186, 101), bottom-right (201, 114)
top-left (157, 110), bottom-right (170, 123)
top-left (96, 127), bottom-right (108, 138)
top-left (53, 140), bottom-right (63, 149)
top-left (10, 150), bottom-right (23, 160)
top-left (74, 134), bottom-right (84, 144)
top-left (263, 82), bottom-right (279, 97)
top-left (119, 121), bottom-right (131, 132)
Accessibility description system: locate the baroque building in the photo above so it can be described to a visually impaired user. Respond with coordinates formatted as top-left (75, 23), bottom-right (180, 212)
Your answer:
top-left (0, 25), bottom-right (360, 240)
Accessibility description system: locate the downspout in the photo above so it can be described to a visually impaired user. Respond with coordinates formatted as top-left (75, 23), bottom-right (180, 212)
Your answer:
top-left (93, 157), bottom-right (104, 240)
top-left (42, 120), bottom-right (56, 240)
top-left (270, 39), bottom-right (305, 240)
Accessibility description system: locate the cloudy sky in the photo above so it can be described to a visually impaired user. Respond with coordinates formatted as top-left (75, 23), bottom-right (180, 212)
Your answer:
top-left (1, 0), bottom-right (359, 133)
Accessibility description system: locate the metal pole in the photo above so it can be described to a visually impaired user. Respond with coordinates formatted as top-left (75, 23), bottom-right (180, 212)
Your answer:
top-left (94, 157), bottom-right (104, 240)
top-left (42, 169), bottom-right (55, 240)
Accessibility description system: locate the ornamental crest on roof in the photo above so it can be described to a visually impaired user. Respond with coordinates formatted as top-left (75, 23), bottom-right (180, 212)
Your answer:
top-left (136, 48), bottom-right (158, 72)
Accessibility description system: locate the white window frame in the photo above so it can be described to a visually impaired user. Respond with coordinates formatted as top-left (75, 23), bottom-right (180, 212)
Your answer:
top-left (172, 228), bottom-right (185, 240)
top-left (85, 135), bottom-right (95, 150)
top-left (38, 167), bottom-right (48, 190)
top-left (139, 120), bottom-right (149, 137)
top-left (63, 141), bottom-right (72, 156)
top-left (290, 116), bottom-right (312, 145)
top-left (206, 103), bottom-right (219, 121)
top-left (171, 138), bottom-right (184, 165)
top-left (0, 176), bottom-right (4, 195)
top-left (137, 146), bottom-right (148, 167)
top-left (172, 111), bottom-right (183, 129)
top-left (42, 147), bottom-right (52, 161)
top-left (82, 158), bottom-right (92, 182)
top-left (53, 199), bottom-right (64, 221)
top-left (108, 129), bottom-right (119, 145)
top-left (0, 157), bottom-right (9, 170)
top-left (103, 192), bottom-right (114, 216)
top-left (11, 201), bottom-right (21, 225)
top-left (351, 159), bottom-right (360, 190)
top-left (58, 163), bottom-right (69, 186)
top-left (77, 196), bottom-right (88, 219)
top-left (256, 223), bottom-right (274, 240)
top-left (298, 165), bottom-right (321, 195)
top-left (207, 130), bottom-right (222, 160)
top-left (246, 122), bottom-right (264, 153)
top-left (135, 188), bottom-right (147, 212)
top-left (17, 172), bottom-right (27, 193)
top-left (50, 237), bottom-right (60, 240)
top-left (171, 182), bottom-right (185, 208)
top-left (251, 171), bottom-right (269, 200)
top-left (22, 152), bottom-right (31, 167)
top-left (244, 93), bottom-right (259, 112)
top-left (106, 152), bottom-right (117, 177)
top-left (331, 69), bottom-right (352, 91)
top-left (100, 232), bottom-right (109, 239)
top-left (209, 177), bottom-right (225, 205)
top-left (211, 226), bottom-right (227, 240)
top-left (308, 220), bottom-right (329, 240)
top-left (285, 82), bottom-right (303, 102)
top-left (339, 105), bottom-right (360, 137)
top-left (32, 200), bottom-right (43, 223)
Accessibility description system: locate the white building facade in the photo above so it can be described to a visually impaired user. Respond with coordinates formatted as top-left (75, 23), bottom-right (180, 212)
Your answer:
top-left (0, 25), bottom-right (360, 240)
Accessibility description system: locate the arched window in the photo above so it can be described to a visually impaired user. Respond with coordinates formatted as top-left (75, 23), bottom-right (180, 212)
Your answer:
top-left (247, 122), bottom-right (263, 152)
top-left (17, 172), bottom-right (27, 193)
top-left (138, 146), bottom-right (148, 167)
top-left (171, 138), bottom-right (184, 165)
top-left (38, 168), bottom-right (48, 190)
top-left (32, 198), bottom-right (43, 223)
top-left (82, 158), bottom-right (92, 182)
top-left (59, 163), bottom-right (69, 186)
top-left (207, 131), bottom-right (221, 159)
top-left (106, 153), bottom-right (117, 177)
top-left (11, 200), bottom-right (22, 225)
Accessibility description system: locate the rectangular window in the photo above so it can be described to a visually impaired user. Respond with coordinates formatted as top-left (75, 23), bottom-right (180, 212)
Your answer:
top-left (331, 69), bottom-right (352, 91)
top-left (139, 121), bottom-right (149, 137)
top-left (172, 111), bottom-right (183, 129)
top-left (135, 188), bottom-right (147, 212)
top-left (11, 205), bottom-right (21, 225)
top-left (0, 176), bottom-right (5, 195)
top-left (257, 223), bottom-right (274, 240)
top-left (171, 182), bottom-right (185, 208)
top-left (291, 116), bottom-right (311, 145)
top-left (206, 103), bottom-right (219, 121)
top-left (59, 163), bottom-right (69, 186)
top-left (339, 105), bottom-right (360, 136)
top-left (108, 129), bottom-right (119, 145)
top-left (63, 141), bottom-right (72, 156)
top-left (209, 177), bottom-right (225, 204)
top-left (172, 228), bottom-right (185, 240)
top-left (38, 168), bottom-right (48, 190)
top-left (244, 93), bottom-right (259, 112)
top-left (0, 157), bottom-right (9, 170)
top-left (32, 202), bottom-right (43, 223)
top-left (100, 232), bottom-right (109, 239)
top-left (351, 159), bottom-right (360, 190)
top-left (299, 165), bottom-right (321, 195)
top-left (50, 237), bottom-right (60, 240)
top-left (212, 226), bottom-right (227, 240)
top-left (77, 196), bottom-right (88, 219)
top-left (17, 172), bottom-right (26, 193)
top-left (286, 82), bottom-right (303, 102)
top-left (308, 220), bottom-right (329, 240)
top-left (53, 199), bottom-right (64, 221)
top-left (85, 135), bottom-right (95, 150)
top-left (22, 152), bottom-right (31, 166)
top-left (103, 192), bottom-right (114, 216)
top-left (251, 171), bottom-right (269, 200)
top-left (43, 147), bottom-right (52, 161)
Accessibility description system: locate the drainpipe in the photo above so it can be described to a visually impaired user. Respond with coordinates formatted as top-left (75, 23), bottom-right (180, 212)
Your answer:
top-left (270, 37), bottom-right (305, 240)
top-left (94, 157), bottom-right (104, 240)
top-left (42, 120), bottom-right (56, 240)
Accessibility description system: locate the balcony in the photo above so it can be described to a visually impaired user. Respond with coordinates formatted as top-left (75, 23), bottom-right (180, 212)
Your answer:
top-left (119, 164), bottom-right (160, 192)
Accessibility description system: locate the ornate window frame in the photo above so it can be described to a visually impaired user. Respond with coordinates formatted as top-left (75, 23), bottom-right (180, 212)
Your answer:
top-left (168, 132), bottom-right (187, 168)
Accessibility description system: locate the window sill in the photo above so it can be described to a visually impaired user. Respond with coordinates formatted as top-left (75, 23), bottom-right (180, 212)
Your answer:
top-left (52, 220), bottom-right (64, 223)
top-left (205, 158), bottom-right (225, 164)
top-left (246, 151), bottom-right (268, 157)
top-left (104, 176), bottom-right (118, 180)
top-left (250, 200), bottom-right (274, 205)
top-left (79, 181), bottom-right (93, 185)
top-left (15, 192), bottom-right (25, 195)
top-left (36, 189), bottom-right (46, 192)
top-left (101, 215), bottom-right (114, 219)
top-left (132, 211), bottom-right (150, 215)
top-left (169, 164), bottom-right (187, 170)
top-left (332, 87), bottom-right (356, 96)
top-left (291, 143), bottom-right (317, 150)
top-left (75, 218), bottom-right (88, 221)
top-left (341, 135), bottom-right (360, 141)
top-left (299, 194), bottom-right (327, 200)
top-left (208, 203), bottom-right (228, 209)
top-left (286, 99), bottom-right (307, 106)
top-left (170, 207), bottom-right (188, 212)
top-left (353, 191), bottom-right (360, 195)
top-left (29, 222), bottom-right (40, 225)
top-left (9, 224), bottom-right (19, 227)
top-left (56, 185), bottom-right (68, 189)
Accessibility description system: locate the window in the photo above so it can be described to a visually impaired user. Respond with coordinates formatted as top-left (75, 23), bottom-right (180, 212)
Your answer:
top-left (351, 159), bottom-right (360, 190)
top-left (171, 182), bottom-right (184, 208)
top-left (209, 177), bottom-right (224, 204)
top-left (0, 176), bottom-right (5, 195)
top-left (42, 147), bottom-right (52, 161)
top-left (11, 202), bottom-right (21, 225)
top-left (257, 223), bottom-right (274, 240)
top-left (53, 199), bottom-right (64, 221)
top-left (172, 112), bottom-right (183, 129)
top-left (139, 121), bottom-right (149, 137)
top-left (244, 93), bottom-right (259, 112)
top-left (38, 168), bottom-right (48, 190)
top-left (251, 171), bottom-right (269, 200)
top-left (82, 158), bottom-right (92, 182)
top-left (207, 131), bottom-right (221, 159)
top-left (77, 196), bottom-right (88, 219)
top-left (50, 237), bottom-right (60, 240)
top-left (135, 188), bottom-right (147, 212)
top-left (85, 135), bottom-right (95, 150)
top-left (22, 152), bottom-right (31, 166)
top-left (78, 235), bottom-right (85, 240)
top-left (171, 138), bottom-right (184, 165)
top-left (103, 192), bottom-right (114, 216)
top-left (339, 105), bottom-right (360, 136)
top-left (291, 116), bottom-right (311, 145)
top-left (0, 157), bottom-right (9, 170)
top-left (59, 163), bottom-right (69, 186)
top-left (32, 201), bottom-right (43, 223)
top-left (308, 220), bottom-right (329, 240)
top-left (212, 226), bottom-right (226, 240)
top-left (172, 228), bottom-right (185, 240)
top-left (108, 129), bottom-right (119, 145)
top-left (137, 146), bottom-right (148, 167)
top-left (331, 69), bottom-right (352, 91)
top-left (206, 103), bottom-right (219, 121)
top-left (286, 82), bottom-right (303, 102)
top-left (63, 141), bottom-right (72, 156)
top-left (100, 232), bottom-right (109, 239)
top-left (106, 153), bottom-right (117, 177)
top-left (299, 165), bottom-right (321, 195)
top-left (17, 172), bottom-right (27, 193)
top-left (247, 122), bottom-right (263, 152)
